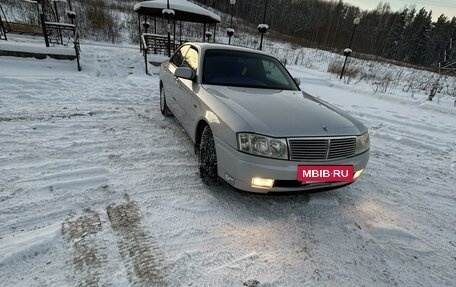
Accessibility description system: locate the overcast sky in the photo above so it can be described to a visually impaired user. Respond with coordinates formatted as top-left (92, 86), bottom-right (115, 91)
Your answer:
top-left (343, 0), bottom-right (456, 20)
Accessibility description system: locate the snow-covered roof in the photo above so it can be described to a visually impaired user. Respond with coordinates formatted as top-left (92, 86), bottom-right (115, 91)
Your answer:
top-left (134, 0), bottom-right (221, 24)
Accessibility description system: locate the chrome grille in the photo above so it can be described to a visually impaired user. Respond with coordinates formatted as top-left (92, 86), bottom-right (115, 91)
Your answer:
top-left (328, 137), bottom-right (356, 159)
top-left (288, 139), bottom-right (328, 160)
top-left (288, 137), bottom-right (356, 161)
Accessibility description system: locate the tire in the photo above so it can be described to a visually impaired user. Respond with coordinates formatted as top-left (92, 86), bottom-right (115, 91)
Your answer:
top-left (160, 86), bottom-right (173, 117)
top-left (199, 126), bottom-right (218, 185)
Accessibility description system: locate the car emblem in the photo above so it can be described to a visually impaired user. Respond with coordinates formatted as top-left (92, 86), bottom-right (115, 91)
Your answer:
top-left (322, 126), bottom-right (328, 131)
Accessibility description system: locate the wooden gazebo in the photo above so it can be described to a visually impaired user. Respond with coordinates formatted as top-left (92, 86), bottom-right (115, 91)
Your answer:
top-left (134, 0), bottom-right (221, 57)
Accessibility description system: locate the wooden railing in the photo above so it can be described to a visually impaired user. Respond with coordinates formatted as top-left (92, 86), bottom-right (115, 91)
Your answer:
top-left (141, 33), bottom-right (180, 74)
top-left (141, 33), bottom-right (180, 55)
top-left (8, 23), bottom-right (42, 36)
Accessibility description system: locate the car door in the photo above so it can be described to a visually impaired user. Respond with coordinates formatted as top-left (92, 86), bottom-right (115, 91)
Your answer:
top-left (162, 45), bottom-right (190, 119)
top-left (175, 46), bottom-right (201, 135)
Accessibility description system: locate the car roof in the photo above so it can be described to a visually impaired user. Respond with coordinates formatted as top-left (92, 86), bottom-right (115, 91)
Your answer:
top-left (184, 42), bottom-right (273, 57)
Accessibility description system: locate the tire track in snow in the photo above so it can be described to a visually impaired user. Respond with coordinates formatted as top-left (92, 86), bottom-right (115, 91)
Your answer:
top-left (107, 200), bottom-right (165, 286)
top-left (62, 212), bottom-right (107, 287)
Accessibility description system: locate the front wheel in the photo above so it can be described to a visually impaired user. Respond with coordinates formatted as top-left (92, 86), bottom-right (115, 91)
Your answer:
top-left (199, 126), bottom-right (218, 185)
top-left (160, 86), bottom-right (173, 117)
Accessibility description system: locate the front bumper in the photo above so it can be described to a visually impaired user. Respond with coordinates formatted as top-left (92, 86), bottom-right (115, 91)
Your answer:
top-left (215, 136), bottom-right (369, 193)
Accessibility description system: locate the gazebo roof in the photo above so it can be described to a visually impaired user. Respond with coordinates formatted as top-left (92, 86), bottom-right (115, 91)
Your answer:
top-left (134, 0), bottom-right (221, 24)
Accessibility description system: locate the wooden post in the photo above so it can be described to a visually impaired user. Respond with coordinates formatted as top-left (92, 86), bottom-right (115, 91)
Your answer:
top-left (41, 13), bottom-right (49, 47)
top-left (203, 23), bottom-right (206, 42)
top-left (179, 21), bottom-right (182, 45)
top-left (53, 1), bottom-right (60, 23)
top-left (144, 15), bottom-right (148, 33)
top-left (167, 21), bottom-right (171, 56)
top-left (138, 13), bottom-right (142, 52)
top-left (0, 15), bottom-right (7, 41)
top-left (173, 19), bottom-right (176, 50)
top-left (144, 49), bottom-right (148, 75)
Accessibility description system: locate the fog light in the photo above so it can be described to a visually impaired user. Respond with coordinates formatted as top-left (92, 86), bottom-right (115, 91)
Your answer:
top-left (353, 169), bottom-right (365, 181)
top-left (251, 177), bottom-right (274, 189)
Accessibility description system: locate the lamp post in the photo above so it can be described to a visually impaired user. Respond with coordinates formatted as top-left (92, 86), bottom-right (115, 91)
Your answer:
top-left (162, 0), bottom-right (174, 57)
top-left (258, 0), bottom-right (269, 50)
top-left (205, 31), bottom-right (212, 42)
top-left (227, 0), bottom-right (236, 44)
top-left (340, 17), bottom-right (360, 79)
top-left (65, 0), bottom-right (75, 24)
top-left (142, 20), bottom-right (150, 33)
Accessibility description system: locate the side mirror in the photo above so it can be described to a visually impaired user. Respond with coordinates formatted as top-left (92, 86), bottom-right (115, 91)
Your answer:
top-left (175, 67), bottom-right (195, 81)
top-left (294, 77), bottom-right (301, 86)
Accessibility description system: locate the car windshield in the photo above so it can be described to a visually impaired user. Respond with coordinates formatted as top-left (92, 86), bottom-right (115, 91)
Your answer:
top-left (203, 49), bottom-right (299, 90)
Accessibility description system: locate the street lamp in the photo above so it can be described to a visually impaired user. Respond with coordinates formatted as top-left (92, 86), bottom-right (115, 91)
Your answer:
top-left (205, 31), bottom-right (212, 42)
top-left (258, 0), bottom-right (269, 50)
top-left (162, 0), bottom-right (175, 57)
top-left (142, 21), bottom-right (150, 33)
top-left (227, 0), bottom-right (236, 45)
top-left (340, 17), bottom-right (360, 79)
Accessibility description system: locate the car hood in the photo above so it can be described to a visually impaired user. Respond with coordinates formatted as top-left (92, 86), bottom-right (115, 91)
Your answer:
top-left (203, 85), bottom-right (366, 137)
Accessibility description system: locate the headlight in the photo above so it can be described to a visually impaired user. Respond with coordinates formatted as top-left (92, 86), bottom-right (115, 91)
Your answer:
top-left (355, 132), bottom-right (370, 154)
top-left (238, 133), bottom-right (288, 159)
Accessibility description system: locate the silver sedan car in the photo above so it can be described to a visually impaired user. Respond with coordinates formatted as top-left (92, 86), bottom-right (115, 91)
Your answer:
top-left (159, 43), bottom-right (369, 193)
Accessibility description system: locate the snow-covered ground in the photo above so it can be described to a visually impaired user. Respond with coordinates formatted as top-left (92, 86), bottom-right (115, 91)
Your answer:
top-left (1, 39), bottom-right (455, 287)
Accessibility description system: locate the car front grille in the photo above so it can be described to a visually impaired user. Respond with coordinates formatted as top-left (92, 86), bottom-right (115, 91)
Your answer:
top-left (288, 137), bottom-right (356, 161)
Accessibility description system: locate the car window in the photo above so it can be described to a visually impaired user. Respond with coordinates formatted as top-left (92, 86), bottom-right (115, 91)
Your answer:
top-left (262, 59), bottom-right (289, 87)
top-left (170, 45), bottom-right (190, 67)
top-left (203, 49), bottom-right (298, 90)
top-left (182, 47), bottom-right (198, 72)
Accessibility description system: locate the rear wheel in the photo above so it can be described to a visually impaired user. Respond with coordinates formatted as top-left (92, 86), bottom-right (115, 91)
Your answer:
top-left (160, 86), bottom-right (173, 117)
top-left (199, 126), bottom-right (218, 185)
